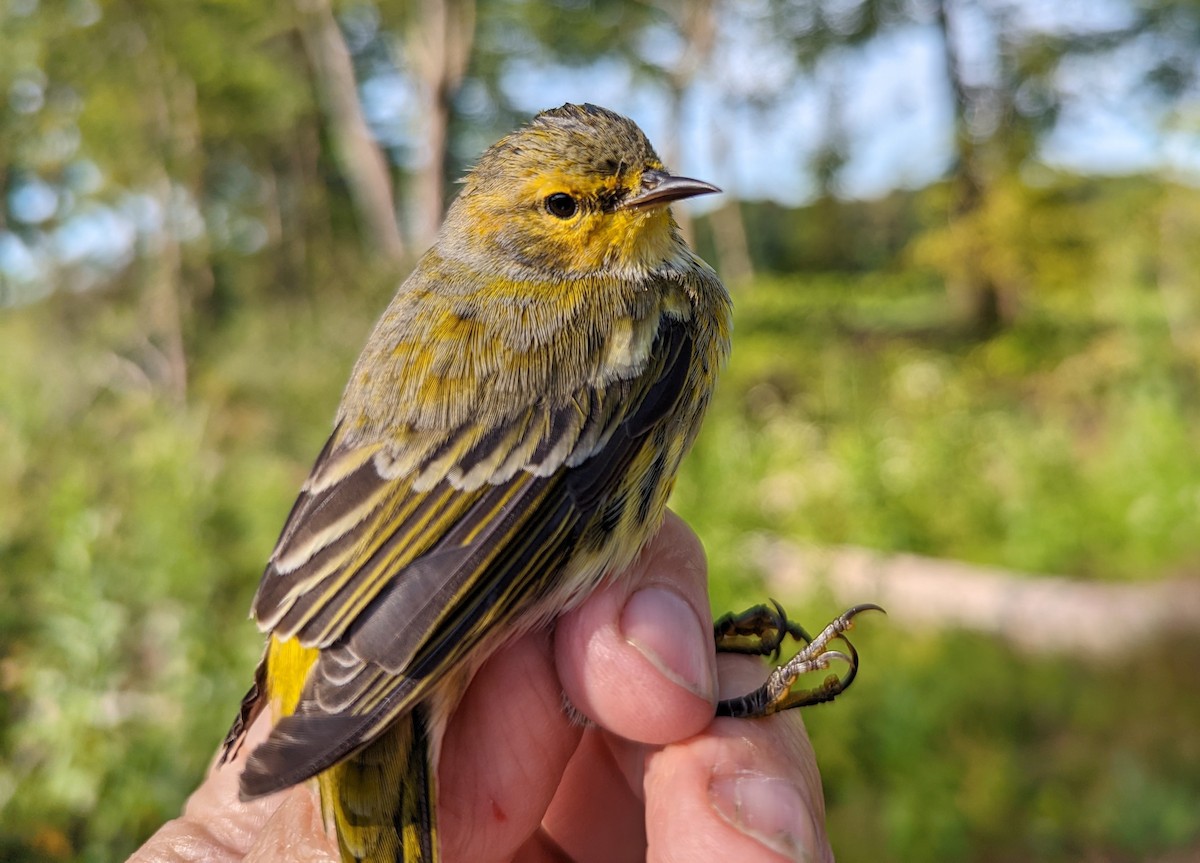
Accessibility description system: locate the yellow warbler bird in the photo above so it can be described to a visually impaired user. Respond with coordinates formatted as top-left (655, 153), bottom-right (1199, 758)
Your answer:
top-left (219, 103), bottom-right (729, 862)
top-left (219, 103), bottom-right (867, 863)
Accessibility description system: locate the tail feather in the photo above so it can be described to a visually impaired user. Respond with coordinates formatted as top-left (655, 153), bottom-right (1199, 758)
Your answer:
top-left (319, 706), bottom-right (437, 863)
top-left (217, 652), bottom-right (269, 768)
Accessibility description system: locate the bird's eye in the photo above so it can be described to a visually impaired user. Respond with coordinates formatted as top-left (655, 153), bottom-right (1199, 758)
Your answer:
top-left (545, 193), bottom-right (578, 219)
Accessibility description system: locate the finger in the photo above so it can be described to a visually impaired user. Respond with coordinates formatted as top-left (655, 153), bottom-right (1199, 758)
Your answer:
top-left (643, 655), bottom-right (833, 863)
top-left (510, 830), bottom-right (575, 863)
top-left (537, 729), bottom-right (648, 863)
top-left (127, 712), bottom-right (337, 863)
top-left (438, 629), bottom-right (583, 863)
top-left (242, 786), bottom-right (338, 863)
top-left (555, 511), bottom-right (717, 745)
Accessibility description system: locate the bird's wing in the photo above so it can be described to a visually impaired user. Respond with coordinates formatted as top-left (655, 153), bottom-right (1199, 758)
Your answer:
top-left (238, 316), bottom-right (693, 797)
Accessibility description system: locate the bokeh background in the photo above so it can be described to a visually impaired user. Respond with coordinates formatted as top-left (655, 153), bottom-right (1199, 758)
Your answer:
top-left (2, 1), bottom-right (1200, 860)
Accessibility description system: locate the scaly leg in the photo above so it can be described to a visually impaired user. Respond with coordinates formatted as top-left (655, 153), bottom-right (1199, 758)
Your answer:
top-left (713, 599), bottom-right (812, 660)
top-left (715, 603), bottom-right (883, 718)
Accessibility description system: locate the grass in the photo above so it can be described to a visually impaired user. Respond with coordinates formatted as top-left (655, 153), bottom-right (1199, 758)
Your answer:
top-left (675, 273), bottom-right (1200, 606)
top-left (2, 270), bottom-right (1199, 860)
top-left (671, 272), bottom-right (1200, 861)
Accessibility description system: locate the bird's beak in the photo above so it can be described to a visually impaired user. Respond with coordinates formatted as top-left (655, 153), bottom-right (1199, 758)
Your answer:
top-left (620, 169), bottom-right (721, 210)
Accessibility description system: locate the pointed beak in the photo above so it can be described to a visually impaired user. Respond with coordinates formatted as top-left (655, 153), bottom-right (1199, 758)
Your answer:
top-left (620, 169), bottom-right (721, 211)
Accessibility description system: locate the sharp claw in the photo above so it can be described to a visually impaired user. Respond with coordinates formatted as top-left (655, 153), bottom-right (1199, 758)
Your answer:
top-left (845, 602), bottom-right (886, 620)
top-left (714, 603), bottom-right (880, 719)
top-left (814, 648), bottom-right (852, 667)
top-left (769, 598), bottom-right (788, 660)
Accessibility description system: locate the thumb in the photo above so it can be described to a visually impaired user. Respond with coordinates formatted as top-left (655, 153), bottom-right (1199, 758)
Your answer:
top-left (555, 510), bottom-right (718, 745)
top-left (128, 712), bottom-right (337, 863)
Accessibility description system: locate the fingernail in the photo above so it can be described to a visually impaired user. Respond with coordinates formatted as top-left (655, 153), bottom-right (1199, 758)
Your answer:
top-left (709, 771), bottom-right (820, 862)
top-left (621, 587), bottom-right (715, 701)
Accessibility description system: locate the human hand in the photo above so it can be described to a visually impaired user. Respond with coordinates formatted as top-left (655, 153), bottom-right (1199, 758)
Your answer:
top-left (130, 512), bottom-right (833, 862)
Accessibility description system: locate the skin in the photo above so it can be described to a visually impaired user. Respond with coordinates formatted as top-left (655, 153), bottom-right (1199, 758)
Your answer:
top-left (239, 107), bottom-right (734, 821)
top-left (130, 514), bottom-right (833, 863)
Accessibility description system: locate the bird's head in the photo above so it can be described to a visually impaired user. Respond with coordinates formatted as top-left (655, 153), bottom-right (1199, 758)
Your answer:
top-left (440, 103), bottom-right (719, 279)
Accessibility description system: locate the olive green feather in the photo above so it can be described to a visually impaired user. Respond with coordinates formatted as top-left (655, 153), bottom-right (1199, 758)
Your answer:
top-left (224, 103), bottom-right (732, 863)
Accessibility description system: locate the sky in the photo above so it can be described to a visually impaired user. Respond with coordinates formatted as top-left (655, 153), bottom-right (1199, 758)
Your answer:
top-left (501, 23), bottom-right (955, 204)
top-left (491, 4), bottom-right (1197, 206)
top-left (3, 1), bottom-right (1199, 300)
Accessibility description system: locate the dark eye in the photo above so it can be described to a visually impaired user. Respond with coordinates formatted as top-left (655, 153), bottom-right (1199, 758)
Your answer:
top-left (545, 193), bottom-right (577, 219)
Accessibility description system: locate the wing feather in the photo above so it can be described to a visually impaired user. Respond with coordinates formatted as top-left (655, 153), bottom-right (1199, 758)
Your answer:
top-left (240, 316), bottom-right (693, 797)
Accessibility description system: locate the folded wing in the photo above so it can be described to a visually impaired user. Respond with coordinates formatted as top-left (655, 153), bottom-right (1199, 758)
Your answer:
top-left (239, 316), bottom-right (693, 797)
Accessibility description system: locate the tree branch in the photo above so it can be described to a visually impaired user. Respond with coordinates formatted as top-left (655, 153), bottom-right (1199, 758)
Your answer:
top-left (296, 0), bottom-right (406, 262)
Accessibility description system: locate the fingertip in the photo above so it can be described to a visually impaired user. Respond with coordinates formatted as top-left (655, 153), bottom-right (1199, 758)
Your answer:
top-left (556, 515), bottom-right (717, 744)
top-left (707, 770), bottom-right (823, 863)
top-left (645, 717), bottom-right (832, 863)
top-left (620, 586), bottom-right (714, 702)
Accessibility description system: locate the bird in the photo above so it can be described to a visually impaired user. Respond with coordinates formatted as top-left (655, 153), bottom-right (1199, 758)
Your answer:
top-left (219, 103), bottom-right (732, 862)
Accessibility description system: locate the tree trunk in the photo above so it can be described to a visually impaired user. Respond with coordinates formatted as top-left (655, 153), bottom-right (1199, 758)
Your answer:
top-left (1156, 184), bottom-right (1200, 353)
top-left (934, 0), bottom-right (1007, 335)
top-left (658, 0), bottom-right (717, 248)
top-left (131, 16), bottom-right (192, 404)
top-left (710, 199), bottom-right (754, 286)
top-left (296, 0), bottom-right (406, 262)
top-left (707, 106), bottom-right (753, 285)
top-left (409, 0), bottom-right (476, 252)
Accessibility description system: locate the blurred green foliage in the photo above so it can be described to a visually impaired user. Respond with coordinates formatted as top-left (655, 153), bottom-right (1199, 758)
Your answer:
top-left (3, 1), bottom-right (1200, 861)
top-left (0, 289), bottom-right (355, 861)
top-left (669, 269), bottom-right (1200, 861)
top-left (679, 269), bottom-right (1200, 587)
top-left (4, 178), bottom-right (1200, 858)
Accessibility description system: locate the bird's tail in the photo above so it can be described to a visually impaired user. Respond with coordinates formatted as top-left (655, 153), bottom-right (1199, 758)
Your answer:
top-left (319, 706), bottom-right (438, 863)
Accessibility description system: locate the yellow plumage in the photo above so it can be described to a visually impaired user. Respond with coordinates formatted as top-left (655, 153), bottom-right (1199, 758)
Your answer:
top-left (219, 103), bottom-right (731, 862)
